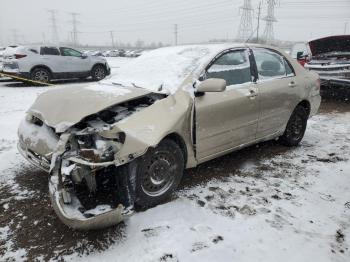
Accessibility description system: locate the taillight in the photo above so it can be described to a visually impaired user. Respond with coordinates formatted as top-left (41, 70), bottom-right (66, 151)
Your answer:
top-left (15, 54), bottom-right (27, 59)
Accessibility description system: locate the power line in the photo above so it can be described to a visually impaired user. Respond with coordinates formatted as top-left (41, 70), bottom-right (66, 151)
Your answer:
top-left (256, 1), bottom-right (262, 41)
top-left (47, 9), bottom-right (59, 45)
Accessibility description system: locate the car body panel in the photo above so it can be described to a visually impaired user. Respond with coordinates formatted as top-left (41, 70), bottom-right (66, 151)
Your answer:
top-left (29, 82), bottom-right (152, 132)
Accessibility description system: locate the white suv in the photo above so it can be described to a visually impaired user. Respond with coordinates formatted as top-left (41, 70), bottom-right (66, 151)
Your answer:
top-left (2, 46), bottom-right (111, 83)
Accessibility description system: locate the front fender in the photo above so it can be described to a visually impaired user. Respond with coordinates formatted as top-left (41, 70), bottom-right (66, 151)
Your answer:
top-left (101, 90), bottom-right (197, 168)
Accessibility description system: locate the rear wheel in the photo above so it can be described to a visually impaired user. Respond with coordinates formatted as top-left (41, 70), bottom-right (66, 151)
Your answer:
top-left (30, 68), bottom-right (51, 84)
top-left (280, 105), bottom-right (308, 146)
top-left (121, 139), bottom-right (184, 210)
top-left (91, 65), bottom-right (107, 81)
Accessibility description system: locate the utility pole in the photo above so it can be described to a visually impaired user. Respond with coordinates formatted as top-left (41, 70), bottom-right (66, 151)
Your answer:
top-left (70, 12), bottom-right (80, 47)
top-left (174, 24), bottom-right (178, 45)
top-left (262, 0), bottom-right (277, 44)
top-left (237, 0), bottom-right (254, 42)
top-left (345, 22), bottom-right (348, 34)
top-left (256, 1), bottom-right (262, 42)
top-left (109, 30), bottom-right (115, 48)
top-left (47, 9), bottom-right (59, 45)
top-left (12, 29), bottom-right (19, 44)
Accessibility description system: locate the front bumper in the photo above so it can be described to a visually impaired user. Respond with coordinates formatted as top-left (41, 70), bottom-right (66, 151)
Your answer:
top-left (49, 172), bottom-right (129, 230)
top-left (320, 78), bottom-right (350, 87)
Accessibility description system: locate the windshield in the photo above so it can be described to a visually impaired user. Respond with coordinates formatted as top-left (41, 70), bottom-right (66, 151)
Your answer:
top-left (104, 45), bottom-right (224, 94)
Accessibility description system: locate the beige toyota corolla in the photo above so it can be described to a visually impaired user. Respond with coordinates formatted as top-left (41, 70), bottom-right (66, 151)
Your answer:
top-left (18, 43), bottom-right (321, 230)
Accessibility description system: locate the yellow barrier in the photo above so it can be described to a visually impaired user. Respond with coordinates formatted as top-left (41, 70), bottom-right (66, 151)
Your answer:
top-left (0, 72), bottom-right (55, 86)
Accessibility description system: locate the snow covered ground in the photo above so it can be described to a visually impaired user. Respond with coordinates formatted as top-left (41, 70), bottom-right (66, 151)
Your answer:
top-left (0, 58), bottom-right (349, 261)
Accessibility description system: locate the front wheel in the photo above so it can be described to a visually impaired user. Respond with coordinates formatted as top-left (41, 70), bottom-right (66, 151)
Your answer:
top-left (91, 65), bottom-right (107, 81)
top-left (121, 139), bottom-right (184, 210)
top-left (280, 106), bottom-right (308, 146)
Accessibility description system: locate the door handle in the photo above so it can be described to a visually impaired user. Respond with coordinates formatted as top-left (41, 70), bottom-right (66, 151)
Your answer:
top-left (289, 81), bottom-right (297, 88)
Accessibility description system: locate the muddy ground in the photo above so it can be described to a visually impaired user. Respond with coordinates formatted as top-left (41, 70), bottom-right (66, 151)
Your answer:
top-left (0, 87), bottom-right (349, 261)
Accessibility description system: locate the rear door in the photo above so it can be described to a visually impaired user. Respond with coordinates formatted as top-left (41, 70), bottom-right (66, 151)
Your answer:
top-left (252, 48), bottom-right (299, 139)
top-left (195, 48), bottom-right (260, 162)
top-left (40, 47), bottom-right (65, 73)
top-left (59, 47), bottom-right (91, 73)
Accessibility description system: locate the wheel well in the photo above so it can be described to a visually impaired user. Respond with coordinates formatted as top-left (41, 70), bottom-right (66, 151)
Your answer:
top-left (30, 65), bottom-right (52, 76)
top-left (91, 63), bottom-right (106, 71)
top-left (297, 100), bottom-right (311, 117)
top-left (164, 133), bottom-right (188, 167)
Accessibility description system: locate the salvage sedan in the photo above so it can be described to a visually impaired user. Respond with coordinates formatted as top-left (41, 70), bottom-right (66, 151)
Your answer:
top-left (18, 44), bottom-right (321, 230)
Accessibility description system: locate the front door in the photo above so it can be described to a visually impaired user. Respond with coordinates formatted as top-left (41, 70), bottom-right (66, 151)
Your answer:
top-left (195, 49), bottom-right (260, 162)
top-left (59, 47), bottom-right (90, 73)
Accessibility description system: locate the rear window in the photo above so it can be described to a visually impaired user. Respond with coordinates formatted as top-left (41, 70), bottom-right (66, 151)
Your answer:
top-left (41, 47), bottom-right (60, 56)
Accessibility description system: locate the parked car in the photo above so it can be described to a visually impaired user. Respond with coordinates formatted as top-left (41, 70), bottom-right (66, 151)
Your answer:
top-left (304, 35), bottom-right (350, 87)
top-left (17, 44), bottom-right (321, 230)
top-left (103, 50), bottom-right (119, 57)
top-left (2, 46), bottom-right (111, 83)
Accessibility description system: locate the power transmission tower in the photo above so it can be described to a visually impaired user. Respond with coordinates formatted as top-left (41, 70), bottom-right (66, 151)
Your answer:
top-left (174, 24), bottom-right (178, 45)
top-left (237, 0), bottom-right (254, 42)
top-left (47, 9), bottom-right (60, 45)
top-left (109, 30), bottom-right (115, 48)
top-left (262, 0), bottom-right (277, 44)
top-left (70, 12), bottom-right (80, 47)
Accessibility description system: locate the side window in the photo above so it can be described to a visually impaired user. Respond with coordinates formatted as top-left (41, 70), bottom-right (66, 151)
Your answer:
top-left (41, 47), bottom-right (60, 56)
top-left (205, 49), bottom-right (252, 86)
top-left (253, 49), bottom-right (286, 79)
top-left (60, 47), bottom-right (82, 57)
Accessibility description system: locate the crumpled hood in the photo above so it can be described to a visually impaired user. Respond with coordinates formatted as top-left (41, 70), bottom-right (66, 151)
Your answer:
top-left (308, 35), bottom-right (350, 57)
top-left (29, 82), bottom-right (151, 132)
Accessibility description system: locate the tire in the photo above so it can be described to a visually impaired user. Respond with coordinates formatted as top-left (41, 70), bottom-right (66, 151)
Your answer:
top-left (280, 105), bottom-right (308, 146)
top-left (30, 68), bottom-right (51, 84)
top-left (121, 139), bottom-right (184, 210)
top-left (91, 65), bottom-right (107, 81)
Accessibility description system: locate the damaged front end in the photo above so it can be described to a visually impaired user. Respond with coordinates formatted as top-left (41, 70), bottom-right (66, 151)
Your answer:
top-left (21, 92), bottom-right (165, 230)
top-left (49, 133), bottom-right (129, 230)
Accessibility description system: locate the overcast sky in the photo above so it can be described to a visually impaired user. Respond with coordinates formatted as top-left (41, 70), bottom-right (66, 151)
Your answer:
top-left (0, 0), bottom-right (349, 46)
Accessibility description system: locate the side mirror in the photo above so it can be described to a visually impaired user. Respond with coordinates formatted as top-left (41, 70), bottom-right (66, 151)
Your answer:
top-left (81, 53), bottom-right (88, 59)
top-left (196, 78), bottom-right (227, 96)
top-left (297, 51), bottom-right (305, 60)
